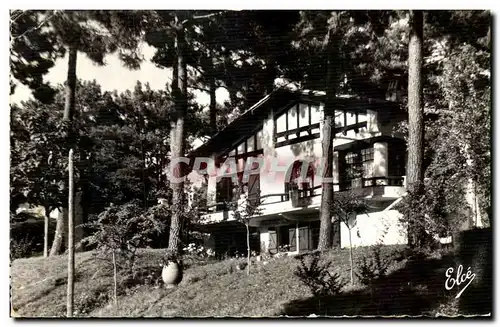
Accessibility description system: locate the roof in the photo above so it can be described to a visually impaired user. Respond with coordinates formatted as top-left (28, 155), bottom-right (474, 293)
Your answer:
top-left (189, 87), bottom-right (402, 158)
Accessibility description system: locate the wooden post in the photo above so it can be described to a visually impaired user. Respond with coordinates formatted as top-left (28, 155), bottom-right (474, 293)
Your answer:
top-left (43, 209), bottom-right (49, 258)
top-left (348, 221), bottom-right (354, 285)
top-left (112, 250), bottom-right (118, 306)
top-left (246, 223), bottom-right (250, 275)
top-left (67, 149), bottom-right (75, 317)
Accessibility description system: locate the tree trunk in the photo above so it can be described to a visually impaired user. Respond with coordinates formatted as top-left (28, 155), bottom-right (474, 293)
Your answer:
top-left (246, 223), bottom-right (250, 276)
top-left (209, 74), bottom-right (217, 135)
top-left (318, 29), bottom-right (339, 251)
top-left (66, 149), bottom-right (75, 318)
top-left (318, 114), bottom-right (333, 250)
top-left (406, 10), bottom-right (425, 247)
top-left (51, 45), bottom-right (77, 256)
top-left (168, 22), bottom-right (187, 255)
top-left (43, 206), bottom-right (50, 258)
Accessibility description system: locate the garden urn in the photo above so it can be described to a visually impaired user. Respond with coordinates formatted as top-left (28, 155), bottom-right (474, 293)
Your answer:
top-left (162, 260), bottom-right (183, 286)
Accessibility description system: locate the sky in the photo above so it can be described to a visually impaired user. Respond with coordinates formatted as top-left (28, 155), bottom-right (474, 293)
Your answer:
top-left (9, 41), bottom-right (230, 151)
top-left (9, 42), bottom-right (229, 107)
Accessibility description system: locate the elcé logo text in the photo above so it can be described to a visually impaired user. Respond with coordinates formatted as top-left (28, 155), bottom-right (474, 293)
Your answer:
top-left (445, 264), bottom-right (476, 299)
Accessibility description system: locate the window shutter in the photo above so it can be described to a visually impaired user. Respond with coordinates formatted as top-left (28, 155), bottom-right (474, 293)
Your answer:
top-left (299, 227), bottom-right (309, 251)
top-left (269, 231), bottom-right (277, 254)
top-left (289, 228), bottom-right (297, 252)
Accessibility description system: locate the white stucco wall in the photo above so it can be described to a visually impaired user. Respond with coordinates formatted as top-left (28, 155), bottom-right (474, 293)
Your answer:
top-left (340, 209), bottom-right (407, 248)
top-left (16, 204), bottom-right (61, 220)
top-left (373, 142), bottom-right (388, 177)
top-left (255, 209), bottom-right (408, 253)
top-left (259, 227), bottom-right (270, 252)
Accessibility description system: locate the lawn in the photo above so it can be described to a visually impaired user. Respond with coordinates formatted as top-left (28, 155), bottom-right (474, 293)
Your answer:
top-left (10, 245), bottom-right (488, 318)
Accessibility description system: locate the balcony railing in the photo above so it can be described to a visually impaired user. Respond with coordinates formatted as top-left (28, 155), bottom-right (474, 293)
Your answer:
top-left (297, 185), bottom-right (322, 199)
top-left (261, 192), bottom-right (290, 204)
top-left (365, 176), bottom-right (405, 187)
top-left (201, 192), bottom-right (290, 214)
top-left (340, 176), bottom-right (405, 191)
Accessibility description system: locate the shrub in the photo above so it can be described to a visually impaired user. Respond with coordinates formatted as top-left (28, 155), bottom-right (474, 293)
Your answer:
top-left (74, 287), bottom-right (112, 316)
top-left (183, 243), bottom-right (215, 259)
top-left (81, 202), bottom-right (166, 305)
top-left (355, 245), bottom-right (393, 286)
top-left (10, 236), bottom-right (34, 260)
top-left (397, 182), bottom-right (450, 249)
top-left (294, 253), bottom-right (345, 296)
top-left (277, 244), bottom-right (291, 253)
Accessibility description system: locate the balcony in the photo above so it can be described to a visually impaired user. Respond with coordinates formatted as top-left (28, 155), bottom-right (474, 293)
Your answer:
top-left (199, 193), bottom-right (291, 223)
top-left (290, 185), bottom-right (322, 208)
top-left (200, 176), bottom-right (405, 224)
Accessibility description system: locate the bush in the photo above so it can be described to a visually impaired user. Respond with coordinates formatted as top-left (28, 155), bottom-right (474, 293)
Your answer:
top-left (183, 243), bottom-right (215, 259)
top-left (355, 245), bottom-right (393, 286)
top-left (10, 236), bottom-right (34, 260)
top-left (82, 203), bottom-right (166, 280)
top-left (294, 253), bottom-right (345, 296)
top-left (74, 286), bottom-right (112, 316)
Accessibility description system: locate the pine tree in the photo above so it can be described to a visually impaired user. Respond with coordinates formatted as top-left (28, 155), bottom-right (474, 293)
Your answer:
top-left (10, 10), bottom-right (65, 103)
top-left (291, 11), bottom-right (392, 250)
top-left (146, 10), bottom-right (228, 256)
top-left (406, 10), bottom-right (425, 247)
top-left (46, 10), bottom-right (145, 255)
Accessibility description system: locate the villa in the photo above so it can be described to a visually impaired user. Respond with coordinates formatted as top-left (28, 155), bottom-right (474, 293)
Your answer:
top-left (189, 87), bottom-right (409, 256)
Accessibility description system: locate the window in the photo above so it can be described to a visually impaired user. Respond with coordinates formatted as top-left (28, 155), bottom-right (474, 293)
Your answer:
top-left (335, 110), bottom-right (345, 128)
top-left (334, 111), bottom-right (367, 134)
top-left (287, 105), bottom-right (298, 130)
top-left (274, 103), bottom-right (321, 146)
top-left (237, 141), bottom-right (245, 154)
top-left (216, 177), bottom-right (234, 208)
top-left (247, 135), bottom-right (255, 152)
top-left (346, 112), bottom-right (357, 125)
top-left (285, 161), bottom-right (315, 193)
top-left (276, 112), bottom-right (287, 133)
top-left (388, 142), bottom-right (406, 177)
top-left (341, 146), bottom-right (374, 189)
top-left (345, 151), bottom-right (362, 178)
top-left (256, 130), bottom-right (263, 150)
top-left (226, 133), bottom-right (263, 159)
top-left (298, 103), bottom-right (309, 128)
top-left (361, 148), bottom-right (374, 162)
top-left (216, 155), bottom-right (262, 208)
top-left (361, 147), bottom-right (374, 182)
top-left (310, 104), bottom-right (321, 125)
top-left (215, 130), bottom-right (264, 210)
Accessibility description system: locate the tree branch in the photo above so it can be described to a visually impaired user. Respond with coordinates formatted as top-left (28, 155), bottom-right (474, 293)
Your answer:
top-left (182, 11), bottom-right (226, 25)
top-left (191, 64), bottom-right (206, 77)
top-left (11, 11), bottom-right (57, 41)
top-left (188, 85), bottom-right (210, 93)
top-left (10, 10), bottom-right (27, 23)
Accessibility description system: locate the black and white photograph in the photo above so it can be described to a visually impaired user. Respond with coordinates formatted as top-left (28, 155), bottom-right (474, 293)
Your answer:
top-left (8, 8), bottom-right (492, 318)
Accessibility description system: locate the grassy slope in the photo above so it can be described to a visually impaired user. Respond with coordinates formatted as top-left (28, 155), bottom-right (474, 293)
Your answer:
top-left (11, 245), bottom-right (466, 318)
top-left (10, 249), bottom-right (168, 317)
